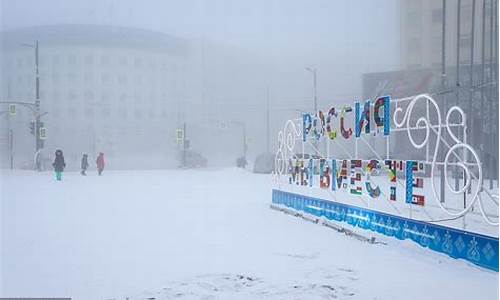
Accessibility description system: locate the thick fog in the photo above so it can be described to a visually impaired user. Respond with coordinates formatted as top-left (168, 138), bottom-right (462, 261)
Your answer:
top-left (2, 0), bottom-right (401, 169)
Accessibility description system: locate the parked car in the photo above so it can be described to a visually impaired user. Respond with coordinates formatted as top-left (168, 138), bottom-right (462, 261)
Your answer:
top-left (182, 150), bottom-right (207, 168)
top-left (253, 152), bottom-right (275, 174)
top-left (236, 156), bottom-right (248, 168)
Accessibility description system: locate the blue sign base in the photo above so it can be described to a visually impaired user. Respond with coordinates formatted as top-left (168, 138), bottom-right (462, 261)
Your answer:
top-left (272, 189), bottom-right (499, 272)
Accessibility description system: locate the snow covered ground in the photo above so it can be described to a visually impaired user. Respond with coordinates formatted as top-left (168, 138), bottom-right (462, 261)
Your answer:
top-left (1, 168), bottom-right (498, 300)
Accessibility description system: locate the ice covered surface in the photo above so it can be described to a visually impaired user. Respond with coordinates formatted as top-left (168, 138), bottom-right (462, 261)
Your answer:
top-left (0, 168), bottom-right (498, 300)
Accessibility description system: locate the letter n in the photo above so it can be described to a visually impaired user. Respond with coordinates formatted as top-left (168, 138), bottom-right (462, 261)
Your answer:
top-left (355, 100), bottom-right (370, 137)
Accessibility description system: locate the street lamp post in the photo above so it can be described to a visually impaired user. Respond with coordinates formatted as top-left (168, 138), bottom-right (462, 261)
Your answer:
top-left (229, 120), bottom-right (247, 162)
top-left (306, 67), bottom-right (318, 151)
top-left (266, 87), bottom-right (270, 153)
top-left (305, 67), bottom-right (318, 113)
top-left (21, 40), bottom-right (42, 169)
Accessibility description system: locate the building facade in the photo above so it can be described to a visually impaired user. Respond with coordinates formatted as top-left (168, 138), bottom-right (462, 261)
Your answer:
top-left (399, 0), bottom-right (497, 69)
top-left (1, 24), bottom-right (192, 169)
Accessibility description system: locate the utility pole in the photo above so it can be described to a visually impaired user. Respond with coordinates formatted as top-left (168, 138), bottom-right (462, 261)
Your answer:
top-left (480, 0), bottom-right (486, 185)
top-left (306, 67), bottom-right (318, 152)
top-left (466, 0), bottom-right (476, 210)
top-left (182, 122), bottom-right (186, 168)
top-left (489, 0), bottom-right (494, 189)
top-left (266, 86), bottom-right (270, 153)
top-left (8, 83), bottom-right (13, 170)
top-left (35, 40), bottom-right (40, 153)
top-left (455, 1), bottom-right (461, 190)
top-left (243, 125), bottom-right (247, 161)
top-left (495, 0), bottom-right (499, 187)
top-left (441, 0), bottom-right (447, 203)
top-left (22, 40), bottom-right (42, 170)
top-left (229, 120), bottom-right (247, 164)
top-left (9, 129), bottom-right (13, 170)
top-left (469, 0), bottom-right (475, 138)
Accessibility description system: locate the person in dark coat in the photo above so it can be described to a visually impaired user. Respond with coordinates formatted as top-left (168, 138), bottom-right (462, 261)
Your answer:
top-left (81, 154), bottom-right (89, 176)
top-left (52, 149), bottom-right (66, 181)
top-left (96, 152), bottom-right (105, 176)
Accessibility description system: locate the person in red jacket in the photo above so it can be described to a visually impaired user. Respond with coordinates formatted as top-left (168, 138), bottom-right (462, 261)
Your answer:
top-left (96, 152), bottom-right (105, 176)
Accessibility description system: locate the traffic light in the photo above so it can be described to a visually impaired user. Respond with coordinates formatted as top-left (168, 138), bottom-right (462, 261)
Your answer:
top-left (8, 104), bottom-right (16, 116)
top-left (29, 121), bottom-right (35, 135)
top-left (176, 129), bottom-right (184, 143)
top-left (39, 127), bottom-right (46, 140)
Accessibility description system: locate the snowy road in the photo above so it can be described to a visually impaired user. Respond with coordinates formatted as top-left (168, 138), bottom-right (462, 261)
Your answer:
top-left (1, 168), bottom-right (498, 300)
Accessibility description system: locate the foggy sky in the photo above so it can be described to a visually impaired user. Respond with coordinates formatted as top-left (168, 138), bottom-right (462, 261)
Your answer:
top-left (0, 0), bottom-right (403, 167)
top-left (1, 0), bottom-right (400, 67)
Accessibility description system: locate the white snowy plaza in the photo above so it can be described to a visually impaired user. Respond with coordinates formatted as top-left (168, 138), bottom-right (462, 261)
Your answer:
top-left (1, 168), bottom-right (498, 300)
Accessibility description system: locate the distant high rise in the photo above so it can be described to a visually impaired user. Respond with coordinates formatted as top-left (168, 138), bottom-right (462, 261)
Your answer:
top-left (399, 0), bottom-right (496, 69)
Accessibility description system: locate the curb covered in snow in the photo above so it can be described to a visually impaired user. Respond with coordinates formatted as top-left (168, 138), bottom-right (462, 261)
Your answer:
top-left (270, 203), bottom-right (379, 244)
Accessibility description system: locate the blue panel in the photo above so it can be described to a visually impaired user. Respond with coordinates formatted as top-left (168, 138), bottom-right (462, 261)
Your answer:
top-left (331, 159), bottom-right (337, 191)
top-left (272, 189), bottom-right (499, 272)
top-left (405, 161), bottom-right (414, 204)
top-left (383, 96), bottom-right (391, 136)
top-left (355, 100), bottom-right (370, 137)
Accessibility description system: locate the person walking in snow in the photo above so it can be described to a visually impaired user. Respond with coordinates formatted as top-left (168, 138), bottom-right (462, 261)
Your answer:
top-left (80, 153), bottom-right (89, 176)
top-left (52, 149), bottom-right (66, 181)
top-left (96, 152), bottom-right (105, 176)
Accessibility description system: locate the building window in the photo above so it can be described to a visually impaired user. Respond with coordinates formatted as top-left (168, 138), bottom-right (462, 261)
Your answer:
top-left (101, 73), bottom-right (111, 85)
top-left (134, 75), bottom-right (142, 85)
top-left (148, 108), bottom-right (155, 118)
top-left (459, 36), bottom-right (472, 48)
top-left (52, 55), bottom-right (60, 66)
top-left (68, 107), bottom-right (76, 117)
top-left (432, 9), bottom-right (442, 23)
top-left (52, 91), bottom-right (60, 104)
top-left (148, 58), bottom-right (156, 69)
top-left (134, 92), bottom-right (141, 103)
top-left (25, 56), bottom-right (33, 67)
top-left (52, 72), bottom-right (60, 83)
top-left (118, 107), bottom-right (128, 119)
top-left (100, 55), bottom-right (110, 67)
top-left (118, 56), bottom-right (127, 66)
top-left (84, 54), bottom-right (94, 65)
top-left (67, 73), bottom-right (76, 84)
top-left (39, 55), bottom-right (47, 68)
top-left (134, 58), bottom-right (142, 68)
top-left (84, 107), bottom-right (94, 118)
top-left (68, 54), bottom-right (77, 65)
top-left (84, 73), bottom-right (93, 84)
top-left (84, 90), bottom-right (94, 104)
top-left (102, 107), bottom-right (111, 117)
top-left (39, 90), bottom-right (46, 100)
top-left (68, 91), bottom-right (77, 101)
top-left (119, 93), bottom-right (128, 104)
top-left (408, 37), bottom-right (422, 55)
top-left (118, 74), bottom-right (128, 85)
top-left (100, 92), bottom-right (110, 104)
top-left (134, 108), bottom-right (143, 119)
